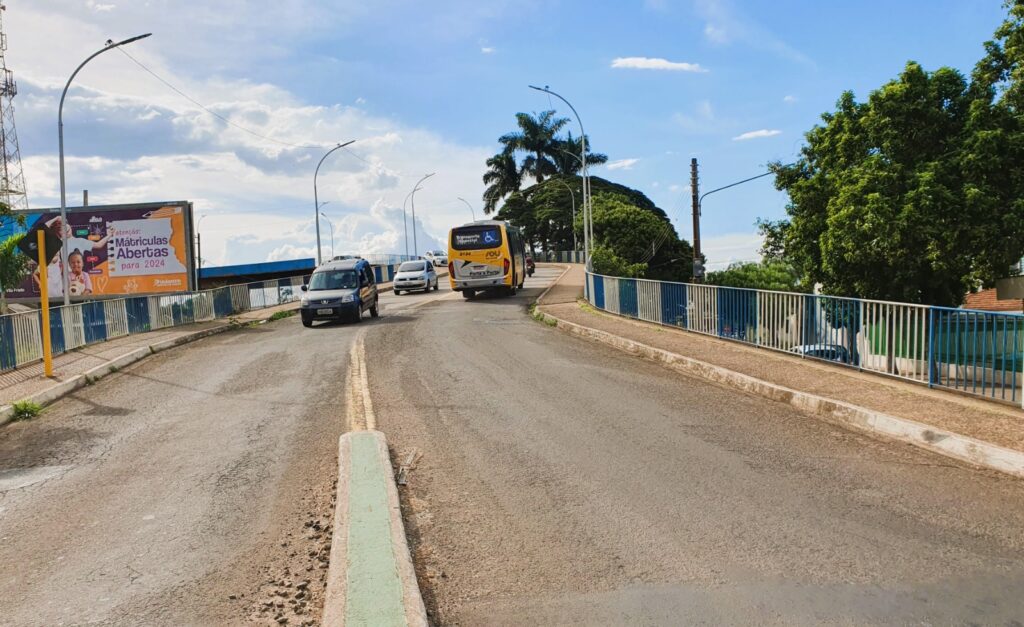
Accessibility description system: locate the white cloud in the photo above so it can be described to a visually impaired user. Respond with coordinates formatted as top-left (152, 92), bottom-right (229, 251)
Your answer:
top-left (695, 0), bottom-right (812, 66)
top-left (611, 57), bottom-right (707, 73)
top-left (672, 100), bottom-right (717, 134)
top-left (783, 95), bottom-right (798, 104)
top-left (732, 129), bottom-right (782, 141)
top-left (702, 233), bottom-right (763, 270)
top-left (481, 46), bottom-right (495, 54)
top-left (606, 158), bottom-right (639, 170)
top-left (86, 0), bottom-right (116, 12)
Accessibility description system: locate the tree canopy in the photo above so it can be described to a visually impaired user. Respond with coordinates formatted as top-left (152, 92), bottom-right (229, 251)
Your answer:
top-left (769, 2), bottom-right (1024, 306)
top-left (706, 260), bottom-right (804, 293)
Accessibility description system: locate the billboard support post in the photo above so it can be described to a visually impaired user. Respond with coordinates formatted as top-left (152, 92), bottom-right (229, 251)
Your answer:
top-left (37, 229), bottom-right (53, 377)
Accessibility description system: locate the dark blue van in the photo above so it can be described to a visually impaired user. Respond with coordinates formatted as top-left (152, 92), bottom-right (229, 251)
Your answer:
top-left (300, 258), bottom-right (379, 326)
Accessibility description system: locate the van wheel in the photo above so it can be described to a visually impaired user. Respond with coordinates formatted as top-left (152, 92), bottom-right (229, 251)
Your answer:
top-left (302, 317), bottom-right (313, 328)
top-left (463, 289), bottom-right (475, 300)
top-left (433, 281), bottom-right (439, 291)
top-left (370, 299), bottom-right (379, 318)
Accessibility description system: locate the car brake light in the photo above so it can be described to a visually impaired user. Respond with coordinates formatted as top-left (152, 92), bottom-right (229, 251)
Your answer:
top-left (503, 258), bottom-right (510, 275)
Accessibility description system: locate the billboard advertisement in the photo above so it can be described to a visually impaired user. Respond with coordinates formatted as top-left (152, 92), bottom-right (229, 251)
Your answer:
top-left (2, 201), bottom-right (194, 300)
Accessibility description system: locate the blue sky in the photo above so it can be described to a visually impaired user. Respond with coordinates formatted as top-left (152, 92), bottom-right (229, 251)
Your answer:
top-left (5, 0), bottom-right (1008, 268)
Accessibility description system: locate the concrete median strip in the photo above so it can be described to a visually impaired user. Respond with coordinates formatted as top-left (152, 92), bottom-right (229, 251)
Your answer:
top-left (324, 431), bottom-right (427, 626)
top-left (535, 305), bottom-right (1024, 480)
top-left (324, 328), bottom-right (427, 626)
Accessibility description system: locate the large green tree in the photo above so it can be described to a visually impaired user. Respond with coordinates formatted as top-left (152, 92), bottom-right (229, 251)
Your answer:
top-left (772, 60), bottom-right (1024, 305)
top-left (706, 260), bottom-right (805, 292)
top-left (589, 192), bottom-right (693, 282)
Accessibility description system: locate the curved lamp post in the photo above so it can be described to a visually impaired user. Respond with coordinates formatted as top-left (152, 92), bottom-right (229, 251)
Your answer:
top-left (319, 211), bottom-right (334, 258)
top-left (409, 173), bottom-right (434, 257)
top-left (402, 187), bottom-right (422, 258)
top-left (58, 33), bottom-right (152, 305)
top-left (529, 85), bottom-right (591, 269)
top-left (313, 140), bottom-right (356, 265)
top-left (456, 197), bottom-right (476, 221)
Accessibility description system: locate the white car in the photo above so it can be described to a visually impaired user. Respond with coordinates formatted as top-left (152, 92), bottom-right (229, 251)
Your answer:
top-left (393, 260), bottom-right (439, 294)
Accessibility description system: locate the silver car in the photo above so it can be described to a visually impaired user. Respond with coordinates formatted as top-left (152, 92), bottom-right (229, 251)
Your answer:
top-left (393, 260), bottom-right (438, 294)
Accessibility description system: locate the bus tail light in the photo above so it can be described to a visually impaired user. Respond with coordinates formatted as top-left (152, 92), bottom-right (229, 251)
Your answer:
top-left (448, 260), bottom-right (454, 276)
top-left (503, 258), bottom-right (510, 275)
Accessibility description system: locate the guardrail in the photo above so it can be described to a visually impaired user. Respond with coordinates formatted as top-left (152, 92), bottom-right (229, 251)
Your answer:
top-left (586, 271), bottom-right (1024, 407)
top-left (0, 261), bottom-right (411, 375)
top-left (532, 250), bottom-right (584, 263)
top-left (0, 276), bottom-right (310, 374)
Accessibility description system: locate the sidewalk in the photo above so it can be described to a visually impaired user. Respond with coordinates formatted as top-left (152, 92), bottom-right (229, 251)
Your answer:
top-left (0, 301), bottom-right (298, 407)
top-left (539, 265), bottom-right (1024, 457)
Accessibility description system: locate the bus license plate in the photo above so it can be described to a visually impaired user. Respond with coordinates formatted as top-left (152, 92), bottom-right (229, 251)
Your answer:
top-left (316, 308), bottom-right (333, 315)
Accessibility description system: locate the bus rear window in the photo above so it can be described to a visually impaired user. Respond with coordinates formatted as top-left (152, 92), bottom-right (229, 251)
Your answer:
top-left (451, 226), bottom-right (503, 250)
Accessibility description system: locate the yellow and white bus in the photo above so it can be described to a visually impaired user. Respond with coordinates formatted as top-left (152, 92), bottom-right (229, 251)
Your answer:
top-left (447, 220), bottom-right (526, 299)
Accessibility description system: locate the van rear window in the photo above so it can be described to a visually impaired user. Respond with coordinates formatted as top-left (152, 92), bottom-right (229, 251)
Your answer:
top-left (451, 226), bottom-right (502, 250)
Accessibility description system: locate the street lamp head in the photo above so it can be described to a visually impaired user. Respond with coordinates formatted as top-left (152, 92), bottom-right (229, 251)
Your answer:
top-left (338, 139), bottom-right (357, 149)
top-left (109, 33), bottom-right (152, 48)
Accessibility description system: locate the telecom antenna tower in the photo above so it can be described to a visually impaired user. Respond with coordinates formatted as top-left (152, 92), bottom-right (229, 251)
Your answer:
top-left (0, 4), bottom-right (28, 212)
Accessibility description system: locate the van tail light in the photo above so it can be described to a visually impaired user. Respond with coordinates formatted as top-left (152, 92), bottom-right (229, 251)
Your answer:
top-left (503, 258), bottom-right (510, 275)
top-left (448, 260), bottom-right (454, 276)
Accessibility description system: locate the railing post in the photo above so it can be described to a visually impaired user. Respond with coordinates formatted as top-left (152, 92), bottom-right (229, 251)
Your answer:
top-left (927, 307), bottom-right (935, 388)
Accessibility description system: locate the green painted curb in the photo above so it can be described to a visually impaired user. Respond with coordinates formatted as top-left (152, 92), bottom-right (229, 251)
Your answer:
top-left (344, 432), bottom-right (407, 625)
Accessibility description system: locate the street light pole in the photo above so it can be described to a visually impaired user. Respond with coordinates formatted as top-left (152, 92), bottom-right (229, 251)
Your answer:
top-left (409, 173), bottom-right (435, 257)
top-left (530, 85), bottom-right (592, 269)
top-left (195, 214), bottom-right (206, 290)
top-left (320, 212), bottom-right (334, 258)
top-left (58, 33), bottom-right (152, 305)
top-left (402, 187), bottom-right (421, 258)
top-left (456, 197), bottom-right (476, 221)
top-left (313, 139), bottom-right (356, 265)
top-left (691, 163), bottom-right (793, 281)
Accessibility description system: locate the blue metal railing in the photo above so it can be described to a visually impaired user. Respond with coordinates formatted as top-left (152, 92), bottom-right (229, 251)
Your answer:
top-left (586, 271), bottom-right (1024, 407)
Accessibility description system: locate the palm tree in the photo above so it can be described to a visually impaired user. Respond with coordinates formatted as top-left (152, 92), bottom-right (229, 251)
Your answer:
top-left (552, 131), bottom-right (609, 175)
top-left (498, 110), bottom-right (570, 184)
top-left (482, 151), bottom-right (522, 214)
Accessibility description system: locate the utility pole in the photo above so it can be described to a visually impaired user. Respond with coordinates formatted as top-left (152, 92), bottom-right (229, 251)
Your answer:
top-left (690, 158), bottom-right (704, 282)
top-left (0, 4), bottom-right (29, 213)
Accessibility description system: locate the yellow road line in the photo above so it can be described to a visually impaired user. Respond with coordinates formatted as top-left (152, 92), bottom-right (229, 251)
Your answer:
top-left (346, 330), bottom-right (375, 431)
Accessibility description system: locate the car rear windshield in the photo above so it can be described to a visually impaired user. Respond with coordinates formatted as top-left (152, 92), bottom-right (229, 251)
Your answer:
top-left (451, 226), bottom-right (502, 250)
top-left (309, 269), bottom-right (358, 290)
top-left (399, 261), bottom-right (426, 272)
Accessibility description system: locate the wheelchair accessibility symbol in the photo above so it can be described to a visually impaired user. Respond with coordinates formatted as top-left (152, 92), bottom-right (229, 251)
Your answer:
top-left (484, 232), bottom-right (497, 244)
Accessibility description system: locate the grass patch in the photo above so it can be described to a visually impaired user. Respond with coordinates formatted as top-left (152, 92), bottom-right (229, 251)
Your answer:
top-left (268, 309), bottom-right (297, 322)
top-left (11, 400), bottom-right (42, 421)
top-left (577, 300), bottom-right (597, 314)
top-left (528, 303), bottom-right (558, 327)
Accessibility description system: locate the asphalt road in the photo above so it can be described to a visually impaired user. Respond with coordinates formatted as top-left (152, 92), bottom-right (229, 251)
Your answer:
top-left (0, 282), bottom-right (450, 626)
top-left (367, 265), bottom-right (1024, 625)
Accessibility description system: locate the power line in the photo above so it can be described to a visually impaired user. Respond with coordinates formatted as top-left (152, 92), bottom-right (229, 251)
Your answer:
top-left (115, 47), bottom-right (330, 150)
top-left (116, 47), bottom-right (427, 182)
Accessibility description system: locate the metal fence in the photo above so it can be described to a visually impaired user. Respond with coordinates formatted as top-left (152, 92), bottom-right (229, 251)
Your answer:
top-left (0, 261), bottom-right (409, 375)
top-left (532, 250), bottom-right (584, 263)
top-left (586, 271), bottom-right (1024, 407)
